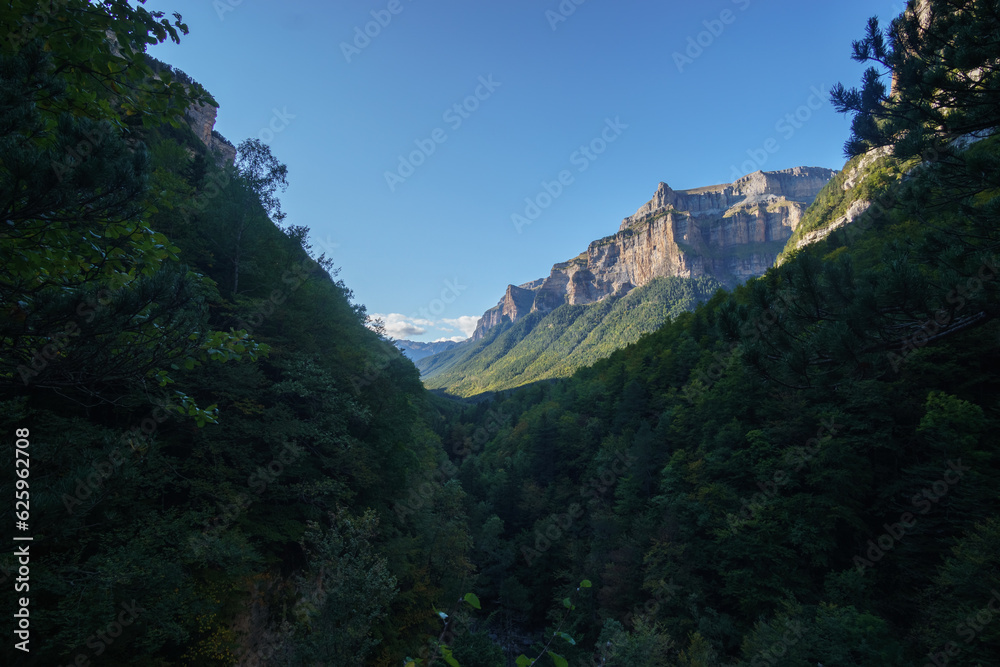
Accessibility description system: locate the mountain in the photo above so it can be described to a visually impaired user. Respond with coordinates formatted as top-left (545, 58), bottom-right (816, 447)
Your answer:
top-left (417, 275), bottom-right (724, 396)
top-left (395, 339), bottom-right (462, 362)
top-left (471, 166), bottom-right (835, 342)
top-left (421, 167), bottom-right (836, 396)
top-left (0, 27), bottom-right (474, 664)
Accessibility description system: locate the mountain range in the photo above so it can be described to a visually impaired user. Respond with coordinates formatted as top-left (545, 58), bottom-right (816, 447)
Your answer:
top-left (394, 339), bottom-right (461, 362)
top-left (419, 166), bottom-right (836, 396)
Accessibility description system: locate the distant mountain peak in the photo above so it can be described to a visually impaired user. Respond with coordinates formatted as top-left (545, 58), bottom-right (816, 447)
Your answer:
top-left (471, 166), bottom-right (836, 341)
top-left (395, 339), bottom-right (462, 362)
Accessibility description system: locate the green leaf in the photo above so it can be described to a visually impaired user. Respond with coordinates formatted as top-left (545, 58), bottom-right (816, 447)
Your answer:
top-left (547, 652), bottom-right (568, 667)
top-left (562, 597), bottom-right (572, 609)
top-left (441, 646), bottom-right (460, 667)
top-left (515, 656), bottom-right (532, 667)
top-left (554, 631), bottom-right (576, 645)
top-left (580, 579), bottom-right (592, 588)
top-left (463, 592), bottom-right (481, 610)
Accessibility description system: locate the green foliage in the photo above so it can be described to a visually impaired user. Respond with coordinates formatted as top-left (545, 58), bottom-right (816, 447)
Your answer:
top-left (599, 617), bottom-right (677, 667)
top-left (6, 2), bottom-right (1000, 666)
top-left (832, 0), bottom-right (1000, 160)
top-left (289, 510), bottom-right (398, 665)
top-left (451, 631), bottom-right (504, 667)
top-left (420, 276), bottom-right (724, 397)
top-left (0, 0), bottom-right (261, 417)
top-left (432, 35), bottom-right (1000, 659)
top-left (0, 2), bottom-right (471, 665)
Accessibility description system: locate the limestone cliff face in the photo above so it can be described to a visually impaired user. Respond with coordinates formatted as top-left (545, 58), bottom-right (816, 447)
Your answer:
top-left (186, 101), bottom-right (237, 165)
top-left (472, 282), bottom-right (540, 340)
top-left (471, 167), bottom-right (836, 340)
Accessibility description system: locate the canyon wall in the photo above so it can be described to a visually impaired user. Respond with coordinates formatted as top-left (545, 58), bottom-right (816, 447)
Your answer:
top-left (471, 167), bottom-right (836, 340)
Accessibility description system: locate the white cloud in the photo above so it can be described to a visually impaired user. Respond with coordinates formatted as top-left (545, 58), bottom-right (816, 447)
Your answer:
top-left (368, 313), bottom-right (477, 341)
top-left (433, 336), bottom-right (467, 343)
top-left (369, 313), bottom-right (426, 339)
top-left (442, 316), bottom-right (479, 338)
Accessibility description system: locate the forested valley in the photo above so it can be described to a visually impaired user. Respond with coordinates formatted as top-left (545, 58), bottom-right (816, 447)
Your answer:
top-left (2, 1), bottom-right (1000, 666)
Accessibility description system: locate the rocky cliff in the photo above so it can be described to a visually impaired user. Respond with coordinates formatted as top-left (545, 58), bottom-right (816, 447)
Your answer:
top-left (186, 101), bottom-right (237, 165)
top-left (471, 279), bottom-right (544, 339)
top-left (145, 56), bottom-right (237, 165)
top-left (471, 167), bottom-right (835, 340)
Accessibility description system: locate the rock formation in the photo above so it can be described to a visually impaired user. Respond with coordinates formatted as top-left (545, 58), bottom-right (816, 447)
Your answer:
top-left (186, 101), bottom-right (237, 165)
top-left (471, 280), bottom-right (543, 339)
top-left (471, 167), bottom-right (836, 340)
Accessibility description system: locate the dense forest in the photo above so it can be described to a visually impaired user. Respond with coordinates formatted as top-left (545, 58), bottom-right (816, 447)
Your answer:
top-left (2, 1), bottom-right (1000, 666)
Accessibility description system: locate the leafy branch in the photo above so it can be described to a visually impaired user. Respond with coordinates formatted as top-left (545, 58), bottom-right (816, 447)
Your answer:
top-left (516, 579), bottom-right (592, 667)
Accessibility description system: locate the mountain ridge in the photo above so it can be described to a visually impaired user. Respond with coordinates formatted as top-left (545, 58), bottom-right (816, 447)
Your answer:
top-left (470, 166), bottom-right (835, 342)
top-left (395, 339), bottom-right (461, 362)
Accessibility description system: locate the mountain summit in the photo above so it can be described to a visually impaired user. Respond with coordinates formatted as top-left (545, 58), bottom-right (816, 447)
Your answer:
top-left (472, 166), bottom-right (835, 341)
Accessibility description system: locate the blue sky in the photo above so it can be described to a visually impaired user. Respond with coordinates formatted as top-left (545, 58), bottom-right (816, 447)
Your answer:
top-left (148, 0), bottom-right (901, 342)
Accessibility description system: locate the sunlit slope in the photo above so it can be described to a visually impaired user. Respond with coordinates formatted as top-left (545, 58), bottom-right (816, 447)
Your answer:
top-left (419, 276), bottom-right (723, 396)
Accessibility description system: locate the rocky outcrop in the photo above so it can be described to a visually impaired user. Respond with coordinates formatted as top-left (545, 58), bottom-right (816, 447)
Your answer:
top-left (623, 167), bottom-right (834, 222)
top-left (471, 167), bottom-right (836, 340)
top-left (186, 101), bottom-right (237, 165)
top-left (783, 148), bottom-right (894, 258)
top-left (472, 282), bottom-right (540, 340)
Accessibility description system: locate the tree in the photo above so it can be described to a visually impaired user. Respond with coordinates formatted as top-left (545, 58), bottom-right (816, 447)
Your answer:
top-left (831, 0), bottom-right (1000, 160)
top-left (831, 1), bottom-right (1000, 257)
top-left (0, 1), bottom-right (264, 411)
top-left (290, 510), bottom-right (399, 665)
top-left (205, 139), bottom-right (288, 297)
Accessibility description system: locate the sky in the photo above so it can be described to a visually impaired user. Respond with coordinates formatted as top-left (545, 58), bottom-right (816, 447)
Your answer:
top-left (148, 0), bottom-right (904, 342)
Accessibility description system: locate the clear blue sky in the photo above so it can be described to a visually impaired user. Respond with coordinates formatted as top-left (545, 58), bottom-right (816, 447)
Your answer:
top-left (148, 0), bottom-right (901, 342)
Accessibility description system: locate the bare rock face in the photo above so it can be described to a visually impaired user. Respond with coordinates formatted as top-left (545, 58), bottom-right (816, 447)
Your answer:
top-left (472, 282), bottom-right (540, 340)
top-left (185, 101), bottom-right (237, 165)
top-left (623, 167), bottom-right (832, 222)
top-left (471, 167), bottom-right (836, 340)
